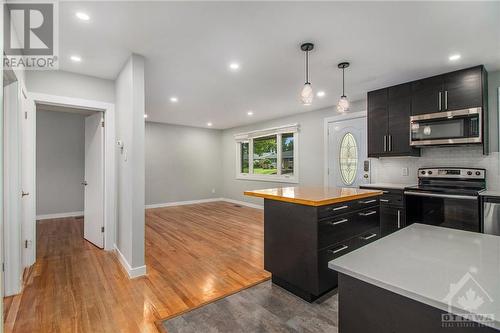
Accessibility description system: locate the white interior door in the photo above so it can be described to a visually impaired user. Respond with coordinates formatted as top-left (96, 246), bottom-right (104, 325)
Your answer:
top-left (84, 112), bottom-right (104, 248)
top-left (328, 115), bottom-right (370, 188)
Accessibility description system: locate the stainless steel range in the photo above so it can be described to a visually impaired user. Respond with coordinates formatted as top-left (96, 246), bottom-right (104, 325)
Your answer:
top-left (404, 167), bottom-right (486, 232)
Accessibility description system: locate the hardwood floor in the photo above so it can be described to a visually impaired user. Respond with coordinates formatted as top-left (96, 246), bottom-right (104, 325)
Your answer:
top-left (4, 201), bottom-right (270, 333)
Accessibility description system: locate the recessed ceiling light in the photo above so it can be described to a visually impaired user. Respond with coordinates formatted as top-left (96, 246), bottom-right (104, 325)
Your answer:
top-left (229, 62), bottom-right (240, 71)
top-left (449, 54), bottom-right (461, 61)
top-left (247, 111), bottom-right (254, 116)
top-left (144, 114), bottom-right (148, 119)
top-left (207, 122), bottom-right (213, 127)
top-left (70, 55), bottom-right (82, 62)
top-left (170, 97), bottom-right (178, 103)
top-left (76, 12), bottom-right (90, 21)
top-left (316, 91), bottom-right (325, 98)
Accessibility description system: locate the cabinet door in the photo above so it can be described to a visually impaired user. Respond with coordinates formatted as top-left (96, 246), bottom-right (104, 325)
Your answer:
top-left (380, 206), bottom-right (405, 237)
top-left (444, 66), bottom-right (483, 111)
top-left (367, 88), bottom-right (388, 157)
top-left (388, 83), bottom-right (416, 155)
top-left (411, 75), bottom-right (444, 115)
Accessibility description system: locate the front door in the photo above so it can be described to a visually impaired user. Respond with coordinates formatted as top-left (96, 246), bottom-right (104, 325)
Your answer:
top-left (328, 115), bottom-right (370, 188)
top-left (84, 112), bottom-right (104, 248)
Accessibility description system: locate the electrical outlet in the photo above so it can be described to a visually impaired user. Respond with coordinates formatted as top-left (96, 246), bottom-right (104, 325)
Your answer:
top-left (402, 167), bottom-right (409, 176)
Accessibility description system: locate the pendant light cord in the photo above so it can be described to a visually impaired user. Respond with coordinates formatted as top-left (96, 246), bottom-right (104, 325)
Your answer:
top-left (342, 67), bottom-right (345, 97)
top-left (305, 51), bottom-right (309, 84)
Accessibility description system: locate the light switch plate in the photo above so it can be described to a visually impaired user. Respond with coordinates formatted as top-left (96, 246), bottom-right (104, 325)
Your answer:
top-left (402, 167), bottom-right (409, 176)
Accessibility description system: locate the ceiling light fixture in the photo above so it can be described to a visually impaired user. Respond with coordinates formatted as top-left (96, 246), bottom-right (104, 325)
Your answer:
top-left (449, 54), bottom-right (461, 61)
top-left (229, 62), bottom-right (240, 71)
top-left (299, 42), bottom-right (314, 105)
top-left (70, 55), bottom-right (82, 62)
top-left (316, 91), bottom-right (325, 98)
top-left (207, 122), bottom-right (213, 127)
top-left (247, 111), bottom-right (254, 116)
top-left (76, 12), bottom-right (90, 21)
top-left (336, 62), bottom-right (350, 113)
top-left (170, 97), bottom-right (178, 103)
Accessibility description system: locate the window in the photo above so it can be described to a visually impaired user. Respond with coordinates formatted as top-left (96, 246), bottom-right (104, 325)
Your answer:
top-left (339, 132), bottom-right (358, 185)
top-left (235, 124), bottom-right (299, 183)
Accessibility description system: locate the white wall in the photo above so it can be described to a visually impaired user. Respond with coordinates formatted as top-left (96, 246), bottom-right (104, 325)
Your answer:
top-left (36, 110), bottom-right (85, 216)
top-left (26, 70), bottom-right (115, 103)
top-left (145, 122), bottom-right (222, 205)
top-left (115, 54), bottom-right (146, 274)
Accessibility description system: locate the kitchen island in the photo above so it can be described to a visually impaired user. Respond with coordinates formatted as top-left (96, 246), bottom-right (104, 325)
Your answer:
top-left (244, 186), bottom-right (382, 301)
top-left (330, 224), bottom-right (500, 332)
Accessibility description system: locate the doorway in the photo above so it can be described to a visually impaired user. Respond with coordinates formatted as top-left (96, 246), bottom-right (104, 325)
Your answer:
top-left (325, 111), bottom-right (370, 188)
top-left (35, 104), bottom-right (105, 249)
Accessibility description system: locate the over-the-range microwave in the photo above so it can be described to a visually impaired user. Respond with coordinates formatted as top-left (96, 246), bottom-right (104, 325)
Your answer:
top-left (409, 108), bottom-right (482, 146)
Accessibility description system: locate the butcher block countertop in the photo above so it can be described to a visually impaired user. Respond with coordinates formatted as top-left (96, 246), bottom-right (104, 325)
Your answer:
top-left (244, 186), bottom-right (382, 207)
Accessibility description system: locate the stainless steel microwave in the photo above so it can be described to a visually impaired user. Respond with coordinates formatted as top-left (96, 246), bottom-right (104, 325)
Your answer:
top-left (409, 108), bottom-right (482, 146)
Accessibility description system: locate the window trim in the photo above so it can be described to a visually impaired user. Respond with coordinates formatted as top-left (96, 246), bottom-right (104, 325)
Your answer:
top-left (235, 124), bottom-right (299, 183)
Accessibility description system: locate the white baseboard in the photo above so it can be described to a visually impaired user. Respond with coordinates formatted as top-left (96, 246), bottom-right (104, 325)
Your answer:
top-left (145, 198), bottom-right (223, 209)
top-left (36, 211), bottom-right (84, 220)
top-left (145, 197), bottom-right (263, 210)
top-left (114, 245), bottom-right (147, 279)
top-left (220, 198), bottom-right (263, 210)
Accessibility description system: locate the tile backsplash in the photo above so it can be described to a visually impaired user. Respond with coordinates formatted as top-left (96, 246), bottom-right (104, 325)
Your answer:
top-left (370, 146), bottom-right (500, 190)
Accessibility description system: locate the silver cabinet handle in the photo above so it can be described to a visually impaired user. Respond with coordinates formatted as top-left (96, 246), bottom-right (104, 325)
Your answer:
top-left (332, 205), bottom-right (349, 211)
top-left (383, 135), bottom-right (387, 152)
top-left (329, 245), bottom-right (349, 254)
top-left (359, 210), bottom-right (377, 217)
top-left (360, 233), bottom-right (377, 241)
top-left (397, 210), bottom-right (401, 228)
top-left (360, 199), bottom-right (377, 204)
top-left (444, 90), bottom-right (448, 110)
top-left (21, 191), bottom-right (29, 197)
top-left (438, 91), bottom-right (442, 111)
top-left (388, 135), bottom-right (392, 152)
top-left (404, 191), bottom-right (477, 200)
top-left (380, 199), bottom-right (390, 203)
top-left (331, 218), bottom-right (348, 226)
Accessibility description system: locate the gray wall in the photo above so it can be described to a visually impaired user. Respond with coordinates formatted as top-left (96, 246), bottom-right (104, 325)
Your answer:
top-left (488, 70), bottom-right (500, 152)
top-left (36, 110), bottom-right (85, 215)
top-left (26, 70), bottom-right (115, 103)
top-left (145, 122), bottom-right (222, 205)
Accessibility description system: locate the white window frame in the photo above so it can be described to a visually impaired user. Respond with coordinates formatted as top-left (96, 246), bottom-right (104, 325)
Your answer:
top-left (235, 124), bottom-right (299, 183)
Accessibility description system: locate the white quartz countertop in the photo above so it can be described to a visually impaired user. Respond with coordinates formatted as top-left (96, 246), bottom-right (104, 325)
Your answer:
top-left (329, 224), bottom-right (500, 329)
top-left (359, 183), bottom-right (415, 190)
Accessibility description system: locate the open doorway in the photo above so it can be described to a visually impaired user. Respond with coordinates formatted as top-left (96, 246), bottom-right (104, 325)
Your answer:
top-left (35, 104), bottom-right (105, 249)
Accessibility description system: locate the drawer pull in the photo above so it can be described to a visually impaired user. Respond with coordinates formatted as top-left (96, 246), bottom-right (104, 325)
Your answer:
top-left (360, 233), bottom-right (377, 241)
top-left (360, 199), bottom-right (377, 204)
top-left (331, 218), bottom-right (348, 226)
top-left (329, 245), bottom-right (349, 254)
top-left (380, 199), bottom-right (390, 203)
top-left (359, 210), bottom-right (377, 217)
top-left (382, 190), bottom-right (390, 194)
top-left (332, 205), bottom-right (349, 211)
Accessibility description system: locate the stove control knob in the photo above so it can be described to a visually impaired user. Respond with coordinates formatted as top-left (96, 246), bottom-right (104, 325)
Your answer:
top-left (467, 171), bottom-right (473, 176)
top-left (421, 171), bottom-right (426, 175)
top-left (428, 171), bottom-right (433, 175)
top-left (476, 171), bottom-right (481, 176)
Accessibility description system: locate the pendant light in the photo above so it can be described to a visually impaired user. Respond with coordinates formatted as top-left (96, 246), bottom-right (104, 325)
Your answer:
top-left (300, 42), bottom-right (314, 105)
top-left (337, 62), bottom-right (350, 112)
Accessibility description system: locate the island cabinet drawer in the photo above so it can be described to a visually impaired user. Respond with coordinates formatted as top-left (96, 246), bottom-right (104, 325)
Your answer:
top-left (317, 227), bottom-right (381, 295)
top-left (318, 207), bottom-right (380, 250)
top-left (318, 197), bottom-right (379, 219)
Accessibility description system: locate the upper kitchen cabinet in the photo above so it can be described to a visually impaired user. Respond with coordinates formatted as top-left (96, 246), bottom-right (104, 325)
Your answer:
top-left (367, 83), bottom-right (420, 157)
top-left (411, 65), bottom-right (486, 115)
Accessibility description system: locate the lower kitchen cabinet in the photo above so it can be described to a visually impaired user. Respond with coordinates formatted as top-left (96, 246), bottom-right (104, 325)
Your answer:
top-left (380, 205), bottom-right (405, 237)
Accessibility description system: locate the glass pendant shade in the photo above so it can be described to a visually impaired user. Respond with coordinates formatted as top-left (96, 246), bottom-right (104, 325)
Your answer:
top-left (300, 83), bottom-right (313, 105)
top-left (337, 95), bottom-right (349, 112)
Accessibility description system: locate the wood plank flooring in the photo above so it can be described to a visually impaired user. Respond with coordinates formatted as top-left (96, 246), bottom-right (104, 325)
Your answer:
top-left (4, 201), bottom-right (270, 333)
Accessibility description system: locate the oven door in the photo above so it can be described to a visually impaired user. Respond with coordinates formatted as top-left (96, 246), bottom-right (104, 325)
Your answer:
top-left (405, 191), bottom-right (480, 232)
top-left (410, 108), bottom-right (481, 146)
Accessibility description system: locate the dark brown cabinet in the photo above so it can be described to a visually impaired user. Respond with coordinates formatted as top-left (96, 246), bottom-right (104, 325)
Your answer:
top-left (367, 83), bottom-right (420, 157)
top-left (368, 65), bottom-right (487, 157)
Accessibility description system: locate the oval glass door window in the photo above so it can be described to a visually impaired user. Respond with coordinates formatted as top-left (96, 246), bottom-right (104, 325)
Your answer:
top-left (339, 132), bottom-right (358, 185)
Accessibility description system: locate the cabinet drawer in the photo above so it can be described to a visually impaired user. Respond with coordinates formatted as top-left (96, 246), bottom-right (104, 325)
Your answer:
top-left (379, 193), bottom-right (403, 207)
top-left (318, 197), bottom-right (379, 219)
top-left (318, 207), bottom-right (379, 249)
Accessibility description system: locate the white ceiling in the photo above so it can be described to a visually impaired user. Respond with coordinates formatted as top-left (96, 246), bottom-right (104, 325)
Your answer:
top-left (58, 1), bottom-right (500, 129)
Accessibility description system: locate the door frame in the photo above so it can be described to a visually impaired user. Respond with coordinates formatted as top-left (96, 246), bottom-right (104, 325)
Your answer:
top-left (29, 93), bottom-right (116, 252)
top-left (323, 111), bottom-right (367, 187)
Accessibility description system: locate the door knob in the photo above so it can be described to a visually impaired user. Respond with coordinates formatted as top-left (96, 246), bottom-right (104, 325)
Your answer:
top-left (81, 181), bottom-right (88, 186)
top-left (21, 191), bottom-right (29, 197)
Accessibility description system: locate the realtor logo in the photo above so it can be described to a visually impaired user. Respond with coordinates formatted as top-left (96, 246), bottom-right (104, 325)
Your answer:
top-left (441, 271), bottom-right (494, 328)
top-left (3, 1), bottom-right (58, 69)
